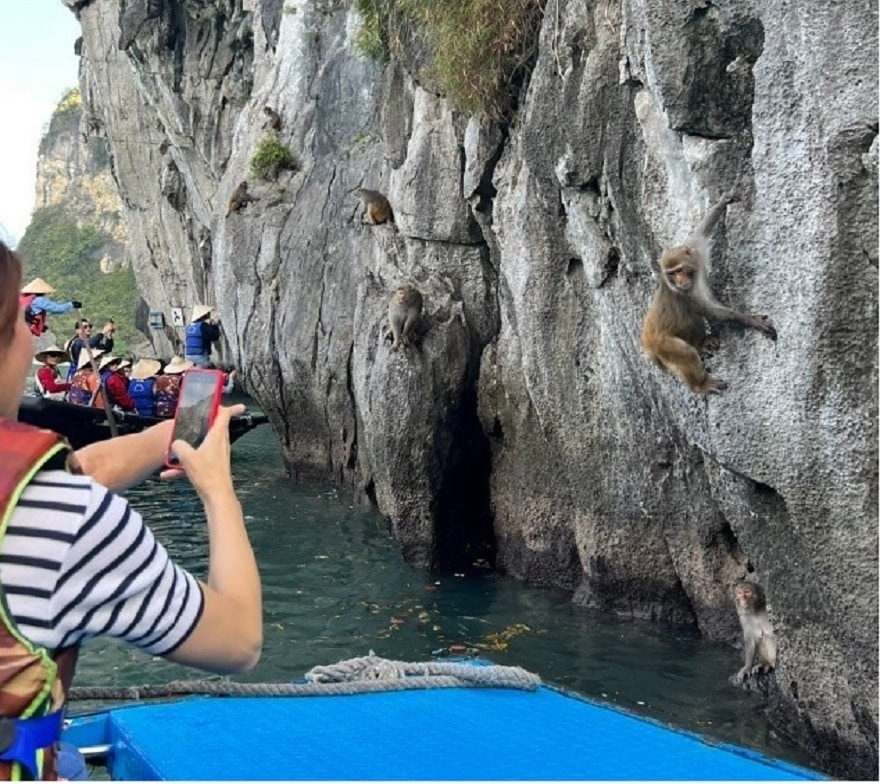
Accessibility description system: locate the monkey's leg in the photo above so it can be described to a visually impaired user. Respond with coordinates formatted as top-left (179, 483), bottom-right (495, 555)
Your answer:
top-left (655, 335), bottom-right (727, 394)
top-left (401, 313), bottom-right (419, 347)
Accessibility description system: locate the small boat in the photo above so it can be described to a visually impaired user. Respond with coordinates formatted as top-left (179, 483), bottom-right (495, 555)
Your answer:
top-left (17, 395), bottom-right (269, 449)
top-left (62, 657), bottom-right (824, 781)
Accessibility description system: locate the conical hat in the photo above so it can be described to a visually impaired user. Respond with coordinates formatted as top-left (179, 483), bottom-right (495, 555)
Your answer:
top-left (129, 358), bottom-right (162, 380)
top-left (191, 304), bottom-right (213, 322)
top-left (34, 345), bottom-right (67, 362)
top-left (76, 348), bottom-right (103, 372)
top-left (98, 354), bottom-right (122, 371)
top-left (163, 356), bottom-right (194, 374)
top-left (117, 359), bottom-right (131, 371)
top-left (21, 277), bottom-right (56, 295)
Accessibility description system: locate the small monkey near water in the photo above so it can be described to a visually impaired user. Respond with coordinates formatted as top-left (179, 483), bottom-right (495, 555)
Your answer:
top-left (640, 192), bottom-right (777, 394)
top-left (733, 581), bottom-right (777, 685)
top-left (356, 187), bottom-right (394, 226)
top-left (387, 284), bottom-right (423, 351)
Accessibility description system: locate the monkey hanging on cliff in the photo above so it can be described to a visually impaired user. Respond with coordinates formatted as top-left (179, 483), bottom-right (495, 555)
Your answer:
top-left (386, 284), bottom-right (423, 351)
top-left (356, 187), bottom-right (394, 227)
top-left (732, 580), bottom-right (777, 684)
top-left (640, 192), bottom-right (777, 394)
top-left (226, 181), bottom-right (257, 216)
top-left (262, 106), bottom-right (282, 132)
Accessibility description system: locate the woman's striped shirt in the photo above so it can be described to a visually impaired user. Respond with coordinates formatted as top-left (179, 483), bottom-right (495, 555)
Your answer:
top-left (0, 469), bottom-right (204, 655)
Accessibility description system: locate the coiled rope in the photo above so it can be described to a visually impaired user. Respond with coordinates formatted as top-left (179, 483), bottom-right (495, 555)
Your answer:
top-left (67, 655), bottom-right (541, 702)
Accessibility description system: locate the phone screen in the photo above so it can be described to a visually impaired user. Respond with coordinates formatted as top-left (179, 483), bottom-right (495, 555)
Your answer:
top-left (166, 369), bottom-right (222, 467)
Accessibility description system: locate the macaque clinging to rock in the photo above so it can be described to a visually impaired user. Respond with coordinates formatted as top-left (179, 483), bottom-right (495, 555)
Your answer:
top-left (640, 192), bottom-right (777, 394)
top-left (732, 580), bottom-right (777, 685)
top-left (263, 106), bottom-right (282, 132)
top-left (387, 284), bottom-right (423, 351)
top-left (227, 181), bottom-right (257, 216)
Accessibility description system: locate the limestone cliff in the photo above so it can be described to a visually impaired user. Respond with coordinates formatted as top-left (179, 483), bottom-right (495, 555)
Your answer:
top-left (62, 0), bottom-right (877, 776)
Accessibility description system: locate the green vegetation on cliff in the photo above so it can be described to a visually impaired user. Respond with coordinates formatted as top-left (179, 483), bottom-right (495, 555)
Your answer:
top-left (353, 0), bottom-right (543, 119)
top-left (17, 206), bottom-right (139, 354)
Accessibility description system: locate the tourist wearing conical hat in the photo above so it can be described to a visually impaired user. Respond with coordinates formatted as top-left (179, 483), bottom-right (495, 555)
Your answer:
top-left (128, 358), bottom-right (162, 417)
top-left (33, 345), bottom-right (71, 401)
top-left (98, 355), bottom-right (136, 412)
top-left (19, 277), bottom-right (82, 337)
top-left (184, 304), bottom-right (221, 367)
top-left (154, 356), bottom-right (194, 418)
top-left (67, 349), bottom-right (104, 406)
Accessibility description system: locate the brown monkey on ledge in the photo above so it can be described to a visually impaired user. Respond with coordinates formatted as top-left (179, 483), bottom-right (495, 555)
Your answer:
top-left (387, 284), bottom-right (423, 351)
top-left (356, 187), bottom-right (394, 226)
top-left (640, 193), bottom-right (777, 394)
top-left (262, 106), bottom-right (282, 132)
top-left (733, 580), bottom-right (777, 684)
top-left (227, 181), bottom-right (257, 216)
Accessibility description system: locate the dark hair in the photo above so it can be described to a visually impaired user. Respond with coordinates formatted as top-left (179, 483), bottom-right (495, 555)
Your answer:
top-left (0, 241), bottom-right (23, 352)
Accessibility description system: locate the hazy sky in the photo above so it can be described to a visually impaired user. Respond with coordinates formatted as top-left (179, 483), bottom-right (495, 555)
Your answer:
top-left (0, 0), bottom-right (80, 243)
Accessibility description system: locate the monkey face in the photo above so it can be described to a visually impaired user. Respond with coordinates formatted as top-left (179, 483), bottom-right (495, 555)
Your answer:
top-left (735, 585), bottom-right (752, 607)
top-left (663, 262), bottom-right (695, 292)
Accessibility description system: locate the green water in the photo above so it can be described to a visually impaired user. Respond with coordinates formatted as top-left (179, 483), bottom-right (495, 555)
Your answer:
top-left (73, 417), bottom-right (817, 772)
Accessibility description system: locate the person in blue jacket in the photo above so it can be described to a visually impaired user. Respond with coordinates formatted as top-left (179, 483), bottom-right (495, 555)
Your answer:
top-left (19, 277), bottom-right (81, 336)
top-left (184, 304), bottom-right (221, 366)
top-left (127, 358), bottom-right (163, 417)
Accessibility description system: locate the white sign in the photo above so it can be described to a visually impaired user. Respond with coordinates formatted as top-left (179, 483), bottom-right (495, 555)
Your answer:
top-left (170, 307), bottom-right (185, 327)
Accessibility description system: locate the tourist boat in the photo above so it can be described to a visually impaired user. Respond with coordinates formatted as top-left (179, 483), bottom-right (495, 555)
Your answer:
top-left (17, 395), bottom-right (269, 449)
top-left (61, 657), bottom-right (824, 780)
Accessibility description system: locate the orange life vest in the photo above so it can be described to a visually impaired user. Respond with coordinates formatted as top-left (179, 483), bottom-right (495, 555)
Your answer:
top-left (0, 418), bottom-right (80, 780)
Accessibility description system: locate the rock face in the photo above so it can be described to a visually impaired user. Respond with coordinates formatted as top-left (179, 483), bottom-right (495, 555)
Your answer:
top-left (34, 91), bottom-right (128, 271)
top-left (63, 0), bottom-right (877, 776)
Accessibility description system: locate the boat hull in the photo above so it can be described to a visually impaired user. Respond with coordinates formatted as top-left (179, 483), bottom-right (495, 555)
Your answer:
top-left (17, 396), bottom-right (268, 449)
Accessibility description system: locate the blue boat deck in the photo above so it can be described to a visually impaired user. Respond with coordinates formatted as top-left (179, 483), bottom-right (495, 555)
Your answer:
top-left (64, 685), bottom-right (823, 780)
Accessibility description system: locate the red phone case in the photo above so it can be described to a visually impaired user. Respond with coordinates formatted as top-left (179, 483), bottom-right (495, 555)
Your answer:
top-left (164, 368), bottom-right (224, 470)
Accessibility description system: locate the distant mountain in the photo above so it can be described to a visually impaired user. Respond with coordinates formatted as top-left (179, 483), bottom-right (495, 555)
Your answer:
top-left (0, 221), bottom-right (16, 249)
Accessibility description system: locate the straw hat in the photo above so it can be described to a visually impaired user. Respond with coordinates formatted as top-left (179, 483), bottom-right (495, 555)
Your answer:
top-left (34, 345), bottom-right (67, 363)
top-left (191, 304), bottom-right (213, 322)
top-left (98, 354), bottom-right (123, 372)
top-left (21, 277), bottom-right (56, 295)
top-left (163, 356), bottom-right (194, 374)
top-left (76, 349), bottom-right (103, 372)
top-left (118, 359), bottom-right (131, 371)
top-left (129, 358), bottom-right (162, 380)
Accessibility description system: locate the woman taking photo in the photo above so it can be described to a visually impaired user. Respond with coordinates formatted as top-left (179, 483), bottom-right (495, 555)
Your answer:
top-left (0, 241), bottom-right (262, 779)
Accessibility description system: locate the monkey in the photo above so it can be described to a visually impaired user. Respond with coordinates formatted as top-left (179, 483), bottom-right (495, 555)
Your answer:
top-left (387, 284), bottom-right (423, 351)
top-left (262, 106), bottom-right (282, 132)
top-left (640, 192), bottom-right (777, 394)
top-left (733, 580), bottom-right (777, 685)
top-left (356, 187), bottom-right (394, 226)
top-left (226, 181), bottom-right (257, 216)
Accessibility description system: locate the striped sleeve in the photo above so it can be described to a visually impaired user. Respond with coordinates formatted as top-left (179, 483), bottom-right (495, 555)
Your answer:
top-left (1, 469), bottom-right (204, 656)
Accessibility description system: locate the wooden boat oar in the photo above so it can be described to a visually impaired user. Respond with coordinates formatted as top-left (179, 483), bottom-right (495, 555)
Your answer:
top-left (76, 308), bottom-right (119, 438)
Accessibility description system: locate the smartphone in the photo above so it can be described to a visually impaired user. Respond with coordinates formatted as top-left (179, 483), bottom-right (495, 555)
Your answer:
top-left (164, 369), bottom-right (224, 469)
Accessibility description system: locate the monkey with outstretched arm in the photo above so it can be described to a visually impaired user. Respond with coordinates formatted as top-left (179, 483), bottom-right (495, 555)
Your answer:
top-left (640, 193), bottom-right (777, 394)
top-left (733, 581), bottom-right (777, 684)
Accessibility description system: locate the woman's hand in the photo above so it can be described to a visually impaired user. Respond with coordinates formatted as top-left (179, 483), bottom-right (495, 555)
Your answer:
top-left (160, 404), bottom-right (245, 498)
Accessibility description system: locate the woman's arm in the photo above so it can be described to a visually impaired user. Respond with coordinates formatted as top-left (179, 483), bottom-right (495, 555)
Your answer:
top-left (160, 404), bottom-right (262, 672)
top-left (73, 419), bottom-right (174, 492)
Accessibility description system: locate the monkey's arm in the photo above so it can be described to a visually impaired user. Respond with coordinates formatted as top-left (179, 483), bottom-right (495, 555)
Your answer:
top-left (699, 299), bottom-right (778, 340)
top-left (734, 626), bottom-right (757, 684)
top-left (692, 195), bottom-right (734, 242)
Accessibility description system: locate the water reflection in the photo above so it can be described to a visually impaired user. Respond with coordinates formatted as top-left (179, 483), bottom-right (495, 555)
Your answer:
top-left (72, 420), bottom-right (816, 771)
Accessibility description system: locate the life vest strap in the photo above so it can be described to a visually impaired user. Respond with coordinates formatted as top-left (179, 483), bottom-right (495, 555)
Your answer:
top-left (0, 710), bottom-right (64, 778)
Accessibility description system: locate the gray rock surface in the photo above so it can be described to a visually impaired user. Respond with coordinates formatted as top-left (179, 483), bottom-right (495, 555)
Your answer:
top-left (62, 0), bottom-right (877, 776)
